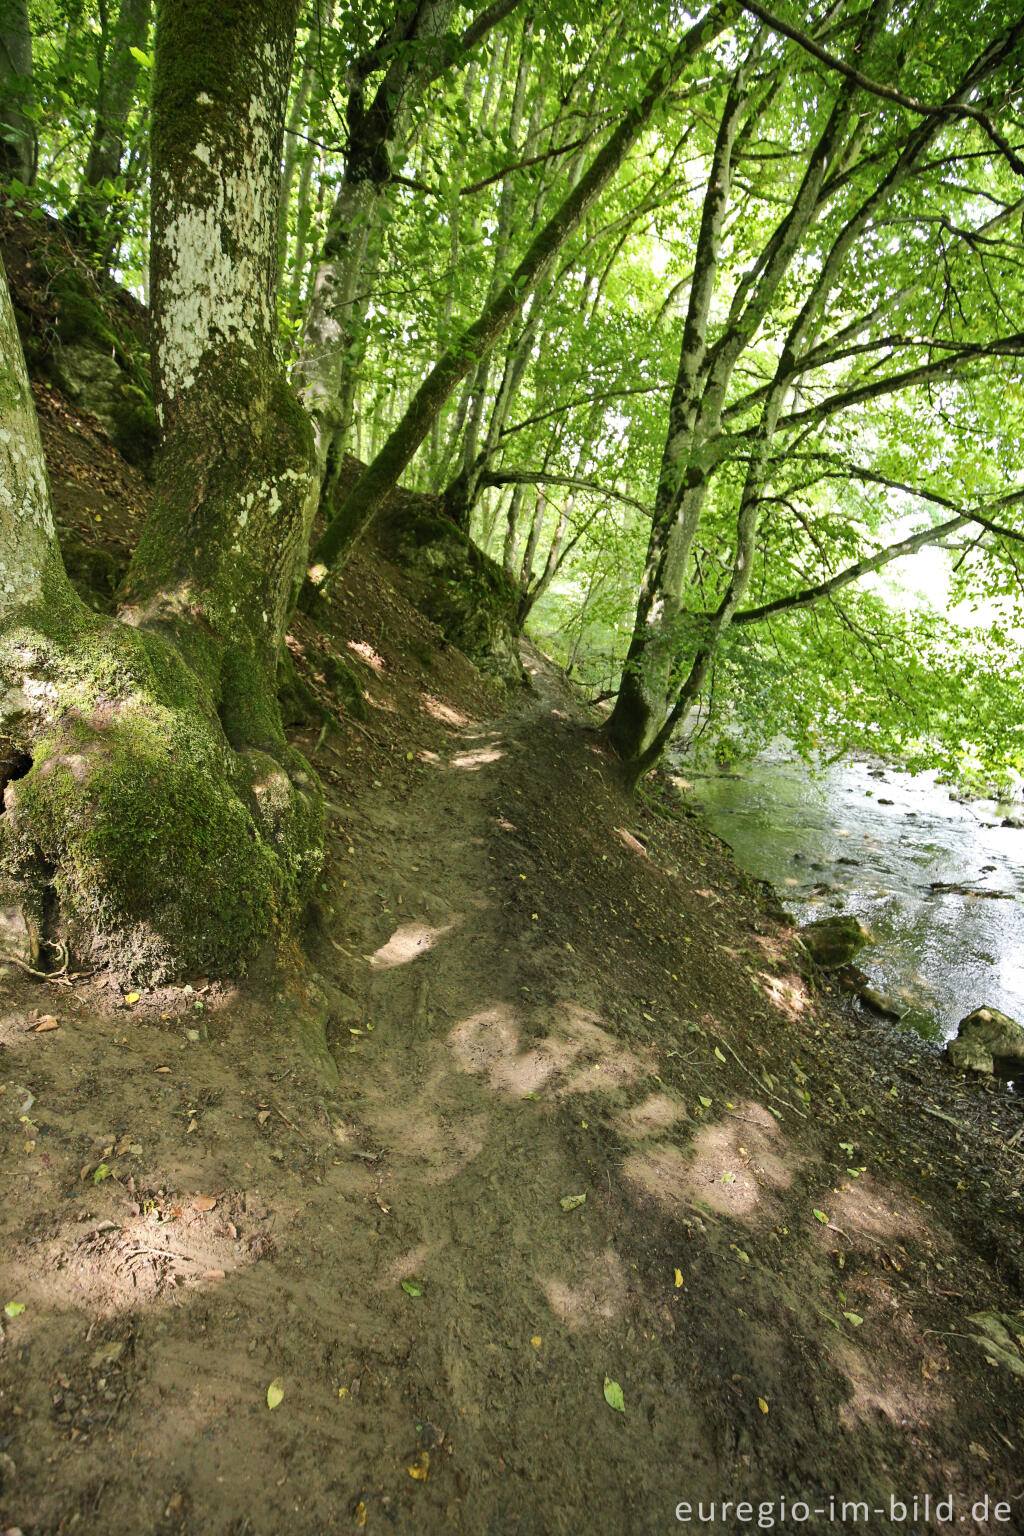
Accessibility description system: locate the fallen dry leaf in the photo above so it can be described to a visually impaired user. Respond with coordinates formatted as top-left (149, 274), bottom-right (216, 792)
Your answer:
top-left (192, 1195), bottom-right (217, 1212)
top-left (34, 1017), bottom-right (58, 1033)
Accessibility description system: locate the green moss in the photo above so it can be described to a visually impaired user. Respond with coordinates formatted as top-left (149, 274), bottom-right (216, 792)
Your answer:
top-left (0, 598), bottom-right (323, 982)
top-left (373, 497), bottom-right (521, 688)
top-left (108, 390), bottom-right (159, 468)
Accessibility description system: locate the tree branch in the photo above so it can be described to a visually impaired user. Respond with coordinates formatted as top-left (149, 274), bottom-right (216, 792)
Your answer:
top-left (738, 0), bottom-right (1024, 178)
top-left (732, 514), bottom-right (970, 625)
top-left (480, 468), bottom-right (649, 516)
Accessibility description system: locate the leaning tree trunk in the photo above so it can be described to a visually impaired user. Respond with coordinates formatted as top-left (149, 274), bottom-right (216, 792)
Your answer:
top-left (0, 0), bottom-right (322, 983)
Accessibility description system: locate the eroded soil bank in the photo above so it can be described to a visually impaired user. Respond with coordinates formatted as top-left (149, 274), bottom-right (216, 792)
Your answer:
top-left (3, 622), bottom-right (1024, 1534)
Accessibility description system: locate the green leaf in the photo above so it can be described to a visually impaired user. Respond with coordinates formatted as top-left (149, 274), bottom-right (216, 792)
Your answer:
top-left (843, 1312), bottom-right (864, 1327)
top-left (714, 1046), bottom-right (727, 1063)
top-left (603, 1376), bottom-right (625, 1413)
top-left (812, 1209), bottom-right (829, 1223)
top-left (4, 1301), bottom-right (26, 1318)
top-left (129, 46), bottom-right (154, 68)
top-left (401, 1279), bottom-right (424, 1297)
top-left (698, 1095), bottom-right (712, 1108)
top-left (266, 1379), bottom-right (284, 1409)
top-left (560, 1192), bottom-right (587, 1211)
top-left (93, 1163), bottom-right (111, 1184)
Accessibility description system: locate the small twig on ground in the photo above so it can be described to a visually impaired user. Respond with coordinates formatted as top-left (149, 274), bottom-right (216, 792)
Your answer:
top-left (710, 1031), bottom-right (807, 1118)
top-left (923, 1105), bottom-right (969, 1133)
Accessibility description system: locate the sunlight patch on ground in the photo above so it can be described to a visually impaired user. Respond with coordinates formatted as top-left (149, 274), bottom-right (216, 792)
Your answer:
top-left (543, 1248), bottom-right (626, 1330)
top-left (420, 695), bottom-right (469, 726)
top-left (824, 1174), bottom-right (931, 1248)
top-left (448, 1003), bottom-right (652, 1099)
top-left (622, 1101), bottom-right (795, 1221)
top-left (613, 1091), bottom-right (690, 1140)
top-left (834, 1335), bottom-right (942, 1436)
top-left (347, 640), bottom-right (385, 671)
top-left (448, 746), bottom-right (505, 770)
top-left (369, 920), bottom-right (455, 969)
top-left (2, 1206), bottom-right (246, 1321)
top-left (754, 969), bottom-right (809, 1020)
top-left (621, 1142), bottom-right (695, 1210)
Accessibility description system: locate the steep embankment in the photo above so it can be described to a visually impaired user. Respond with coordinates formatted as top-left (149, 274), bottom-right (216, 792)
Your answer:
top-left (3, 220), bottom-right (1024, 1535)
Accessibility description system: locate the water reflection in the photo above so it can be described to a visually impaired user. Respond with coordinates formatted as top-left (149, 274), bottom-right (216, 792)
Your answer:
top-left (680, 751), bottom-right (1024, 1041)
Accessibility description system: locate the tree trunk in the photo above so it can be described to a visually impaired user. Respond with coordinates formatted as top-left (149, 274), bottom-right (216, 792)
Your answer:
top-left (605, 20), bottom-right (871, 775)
top-left (0, 0), bottom-right (322, 983)
top-left (70, 0), bottom-right (152, 253)
top-left (0, 0), bottom-right (34, 184)
top-left (295, 0), bottom-right (459, 475)
top-left (301, 4), bottom-right (730, 602)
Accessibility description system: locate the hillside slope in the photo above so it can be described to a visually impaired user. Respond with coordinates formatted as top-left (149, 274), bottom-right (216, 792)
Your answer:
top-left (2, 222), bottom-right (1024, 1535)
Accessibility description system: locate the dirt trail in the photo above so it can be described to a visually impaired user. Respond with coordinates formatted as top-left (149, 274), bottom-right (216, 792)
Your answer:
top-left (3, 645), bottom-right (1024, 1536)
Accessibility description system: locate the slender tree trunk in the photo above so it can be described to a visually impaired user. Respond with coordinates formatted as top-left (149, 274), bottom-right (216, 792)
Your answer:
top-left (70, 0), bottom-right (151, 252)
top-left (0, 0), bottom-right (34, 184)
top-left (606, 19), bottom-right (873, 772)
top-left (295, 0), bottom-right (459, 475)
top-left (502, 481), bottom-right (525, 579)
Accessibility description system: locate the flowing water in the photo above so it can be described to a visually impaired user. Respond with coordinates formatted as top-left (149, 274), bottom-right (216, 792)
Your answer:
top-left (679, 750), bottom-right (1024, 1041)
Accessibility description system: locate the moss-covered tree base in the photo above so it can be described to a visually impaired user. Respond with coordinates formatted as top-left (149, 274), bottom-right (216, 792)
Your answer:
top-left (1, 599), bottom-right (322, 983)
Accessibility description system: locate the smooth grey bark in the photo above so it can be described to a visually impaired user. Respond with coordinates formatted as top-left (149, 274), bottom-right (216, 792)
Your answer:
top-left (0, 0), bottom-right (34, 184)
top-left (0, 254), bottom-right (67, 620)
top-left (607, 19), bottom-right (874, 770)
top-left (610, 6), bottom-right (1024, 786)
top-left (448, 15), bottom-right (536, 524)
top-left (296, 0), bottom-right (526, 477)
top-left (501, 480), bottom-right (525, 579)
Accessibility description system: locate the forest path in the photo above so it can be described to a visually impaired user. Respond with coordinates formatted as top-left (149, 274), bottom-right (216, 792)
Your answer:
top-left (304, 645), bottom-right (724, 1531)
top-left (3, 644), bottom-right (1024, 1536)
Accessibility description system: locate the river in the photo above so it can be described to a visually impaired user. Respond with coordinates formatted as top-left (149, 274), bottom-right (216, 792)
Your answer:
top-left (679, 750), bottom-right (1024, 1041)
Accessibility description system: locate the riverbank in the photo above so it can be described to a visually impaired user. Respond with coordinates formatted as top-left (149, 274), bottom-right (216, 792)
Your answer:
top-left (678, 749), bottom-right (1024, 1043)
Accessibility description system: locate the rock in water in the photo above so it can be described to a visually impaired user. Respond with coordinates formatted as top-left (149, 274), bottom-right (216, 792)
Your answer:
top-left (858, 986), bottom-right (903, 1021)
top-left (798, 915), bottom-right (872, 968)
top-left (947, 1007), bottom-right (1024, 1075)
